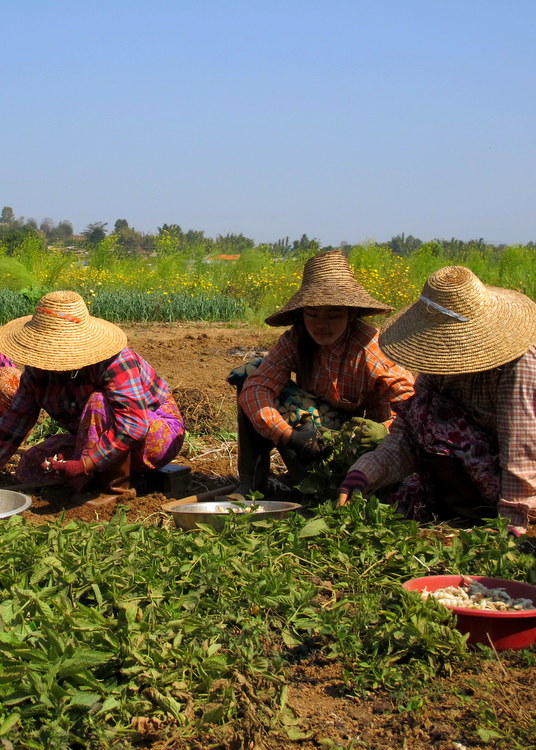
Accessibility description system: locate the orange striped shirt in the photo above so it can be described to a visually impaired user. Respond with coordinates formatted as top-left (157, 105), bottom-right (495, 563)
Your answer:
top-left (239, 319), bottom-right (415, 444)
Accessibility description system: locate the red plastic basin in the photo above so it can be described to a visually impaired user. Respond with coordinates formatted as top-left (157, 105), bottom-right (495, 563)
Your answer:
top-left (402, 575), bottom-right (536, 650)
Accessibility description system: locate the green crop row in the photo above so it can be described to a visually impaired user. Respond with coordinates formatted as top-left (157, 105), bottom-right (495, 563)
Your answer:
top-left (0, 499), bottom-right (534, 749)
top-left (0, 289), bottom-right (245, 325)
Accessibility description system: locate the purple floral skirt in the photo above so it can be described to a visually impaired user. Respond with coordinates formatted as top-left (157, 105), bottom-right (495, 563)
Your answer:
top-left (17, 393), bottom-right (185, 483)
top-left (389, 389), bottom-right (500, 521)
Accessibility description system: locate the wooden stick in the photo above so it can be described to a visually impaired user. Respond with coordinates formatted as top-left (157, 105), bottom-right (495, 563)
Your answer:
top-left (0, 478), bottom-right (62, 493)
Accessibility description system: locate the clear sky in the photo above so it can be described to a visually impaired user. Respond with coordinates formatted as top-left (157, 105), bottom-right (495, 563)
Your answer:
top-left (2, 0), bottom-right (535, 246)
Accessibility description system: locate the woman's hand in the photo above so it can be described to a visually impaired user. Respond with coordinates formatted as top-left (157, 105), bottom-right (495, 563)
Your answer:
top-left (42, 455), bottom-right (94, 489)
top-left (288, 426), bottom-right (324, 461)
top-left (350, 417), bottom-right (388, 448)
top-left (337, 469), bottom-right (368, 507)
top-left (286, 415), bottom-right (328, 461)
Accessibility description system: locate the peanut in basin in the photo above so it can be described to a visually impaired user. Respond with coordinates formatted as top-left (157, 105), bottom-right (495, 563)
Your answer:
top-left (421, 576), bottom-right (534, 612)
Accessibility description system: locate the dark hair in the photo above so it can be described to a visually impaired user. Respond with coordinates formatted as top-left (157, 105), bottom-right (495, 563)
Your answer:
top-left (295, 314), bottom-right (318, 389)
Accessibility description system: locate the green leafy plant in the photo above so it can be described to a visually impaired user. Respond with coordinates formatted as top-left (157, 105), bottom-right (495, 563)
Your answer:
top-left (298, 419), bottom-right (373, 500)
top-left (0, 494), bottom-right (533, 747)
top-left (25, 416), bottom-right (67, 446)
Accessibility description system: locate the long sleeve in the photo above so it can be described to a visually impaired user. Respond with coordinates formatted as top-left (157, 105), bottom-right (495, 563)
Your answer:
top-left (239, 331), bottom-right (297, 444)
top-left (348, 418), bottom-right (418, 489)
top-left (85, 349), bottom-right (171, 466)
top-left (347, 373), bottom-right (440, 489)
top-left (350, 341), bottom-right (415, 427)
top-left (495, 348), bottom-right (536, 532)
top-left (239, 320), bottom-right (414, 445)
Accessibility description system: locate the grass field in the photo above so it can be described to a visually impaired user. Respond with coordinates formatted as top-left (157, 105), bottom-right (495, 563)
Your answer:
top-left (1, 235), bottom-right (535, 324)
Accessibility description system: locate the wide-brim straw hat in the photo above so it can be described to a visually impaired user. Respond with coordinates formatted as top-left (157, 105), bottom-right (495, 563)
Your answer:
top-left (0, 290), bottom-right (127, 371)
top-left (265, 249), bottom-right (392, 326)
top-left (379, 265), bottom-right (536, 374)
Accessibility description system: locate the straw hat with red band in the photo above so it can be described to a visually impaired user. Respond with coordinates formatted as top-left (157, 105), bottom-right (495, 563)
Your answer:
top-left (0, 290), bottom-right (127, 371)
top-left (264, 249), bottom-right (392, 327)
top-left (379, 266), bottom-right (536, 374)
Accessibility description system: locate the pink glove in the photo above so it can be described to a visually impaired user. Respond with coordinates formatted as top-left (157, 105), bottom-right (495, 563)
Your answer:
top-left (50, 458), bottom-right (88, 479)
top-left (338, 469), bottom-right (368, 497)
top-left (42, 455), bottom-right (91, 489)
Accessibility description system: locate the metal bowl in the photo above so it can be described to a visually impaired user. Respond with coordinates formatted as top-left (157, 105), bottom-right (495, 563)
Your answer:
top-left (168, 499), bottom-right (302, 531)
top-left (0, 489), bottom-right (32, 519)
top-left (403, 575), bottom-right (536, 650)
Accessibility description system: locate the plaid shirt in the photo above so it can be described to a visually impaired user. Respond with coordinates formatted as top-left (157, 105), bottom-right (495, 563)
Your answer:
top-left (355, 345), bottom-right (536, 532)
top-left (0, 348), bottom-right (171, 468)
top-left (240, 319), bottom-right (415, 444)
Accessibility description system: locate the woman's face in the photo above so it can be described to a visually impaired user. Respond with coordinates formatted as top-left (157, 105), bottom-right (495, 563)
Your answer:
top-left (302, 306), bottom-right (350, 345)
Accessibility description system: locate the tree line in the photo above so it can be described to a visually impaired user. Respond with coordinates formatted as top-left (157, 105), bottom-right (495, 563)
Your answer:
top-left (1, 205), bottom-right (534, 260)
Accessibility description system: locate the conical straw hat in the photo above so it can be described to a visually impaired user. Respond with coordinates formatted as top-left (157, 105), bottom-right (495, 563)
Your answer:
top-left (265, 250), bottom-right (392, 326)
top-left (379, 266), bottom-right (536, 374)
top-left (0, 290), bottom-right (127, 371)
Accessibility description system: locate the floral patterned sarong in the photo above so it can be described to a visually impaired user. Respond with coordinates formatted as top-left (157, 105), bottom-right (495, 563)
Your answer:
top-left (389, 389), bottom-right (500, 521)
top-left (16, 393), bottom-right (184, 483)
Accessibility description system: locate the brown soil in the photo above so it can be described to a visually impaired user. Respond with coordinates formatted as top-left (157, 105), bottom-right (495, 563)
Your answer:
top-left (3, 322), bottom-right (279, 526)
top-left (4, 322), bottom-right (535, 750)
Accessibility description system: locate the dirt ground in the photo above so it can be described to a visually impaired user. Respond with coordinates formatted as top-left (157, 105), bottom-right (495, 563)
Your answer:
top-left (3, 322), bottom-right (277, 526)
top-left (4, 322), bottom-right (536, 750)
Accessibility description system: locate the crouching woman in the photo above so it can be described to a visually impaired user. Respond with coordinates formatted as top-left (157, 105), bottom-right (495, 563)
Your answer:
top-left (0, 291), bottom-right (185, 506)
top-left (229, 250), bottom-right (415, 498)
top-left (339, 265), bottom-right (536, 537)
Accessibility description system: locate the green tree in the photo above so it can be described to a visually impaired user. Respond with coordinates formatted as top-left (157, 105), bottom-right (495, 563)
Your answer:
top-left (0, 206), bottom-right (15, 225)
top-left (184, 229), bottom-right (207, 248)
top-left (24, 218), bottom-right (38, 231)
top-left (54, 220), bottom-right (74, 242)
top-left (39, 218), bottom-right (54, 236)
top-left (292, 234), bottom-right (320, 261)
top-left (114, 218), bottom-right (129, 233)
top-left (83, 221), bottom-right (108, 246)
top-left (214, 233), bottom-right (255, 255)
top-left (0, 225), bottom-right (39, 254)
top-left (389, 233), bottom-right (422, 256)
top-left (270, 237), bottom-right (291, 256)
top-left (158, 223), bottom-right (183, 239)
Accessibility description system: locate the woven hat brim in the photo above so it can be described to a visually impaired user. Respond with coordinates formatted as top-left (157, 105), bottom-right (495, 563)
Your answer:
top-left (0, 315), bottom-right (127, 371)
top-left (379, 286), bottom-right (536, 374)
top-left (265, 286), bottom-right (392, 327)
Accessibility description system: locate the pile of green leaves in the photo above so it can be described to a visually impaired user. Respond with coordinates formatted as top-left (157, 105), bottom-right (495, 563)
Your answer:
top-left (0, 498), bottom-right (533, 749)
top-left (24, 416), bottom-right (66, 446)
top-left (299, 419), bottom-right (373, 500)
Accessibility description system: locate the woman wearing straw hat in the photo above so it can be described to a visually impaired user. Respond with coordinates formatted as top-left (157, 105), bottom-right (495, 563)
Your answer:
top-left (227, 249), bottom-right (415, 499)
top-left (338, 265), bottom-right (536, 537)
top-left (0, 290), bottom-right (185, 507)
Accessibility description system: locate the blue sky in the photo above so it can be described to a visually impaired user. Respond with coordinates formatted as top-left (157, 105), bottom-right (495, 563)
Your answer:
top-left (2, 1), bottom-right (535, 245)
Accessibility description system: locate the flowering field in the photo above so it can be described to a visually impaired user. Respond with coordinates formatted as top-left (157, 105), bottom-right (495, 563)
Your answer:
top-left (0, 240), bottom-right (419, 324)
top-left (0, 235), bottom-right (535, 324)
